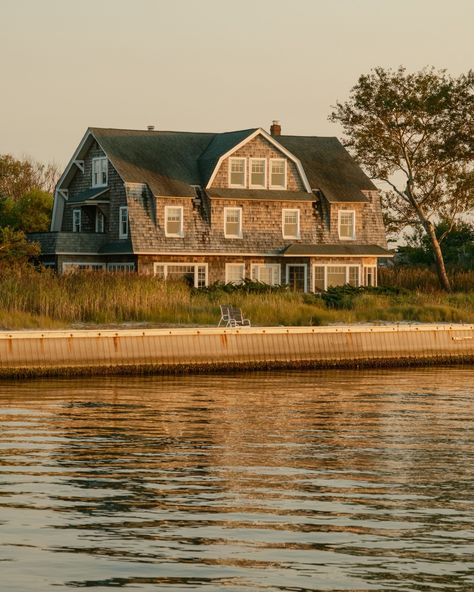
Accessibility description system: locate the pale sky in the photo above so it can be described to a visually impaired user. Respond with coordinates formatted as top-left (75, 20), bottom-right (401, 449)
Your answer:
top-left (1, 0), bottom-right (473, 167)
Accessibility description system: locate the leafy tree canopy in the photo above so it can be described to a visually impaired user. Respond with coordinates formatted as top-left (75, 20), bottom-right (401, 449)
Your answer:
top-left (0, 154), bottom-right (59, 202)
top-left (330, 66), bottom-right (474, 290)
top-left (0, 227), bottom-right (40, 269)
top-left (0, 190), bottom-right (53, 233)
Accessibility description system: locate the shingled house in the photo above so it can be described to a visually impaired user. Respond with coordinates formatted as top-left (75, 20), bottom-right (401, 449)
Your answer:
top-left (30, 122), bottom-right (391, 291)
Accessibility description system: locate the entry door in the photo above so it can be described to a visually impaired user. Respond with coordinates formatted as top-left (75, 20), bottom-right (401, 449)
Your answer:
top-left (286, 264), bottom-right (307, 292)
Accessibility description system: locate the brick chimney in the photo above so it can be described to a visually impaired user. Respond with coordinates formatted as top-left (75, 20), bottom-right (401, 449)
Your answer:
top-left (270, 120), bottom-right (281, 136)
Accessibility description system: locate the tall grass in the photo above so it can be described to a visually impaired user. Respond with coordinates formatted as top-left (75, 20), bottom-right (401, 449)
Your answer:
top-left (0, 266), bottom-right (473, 329)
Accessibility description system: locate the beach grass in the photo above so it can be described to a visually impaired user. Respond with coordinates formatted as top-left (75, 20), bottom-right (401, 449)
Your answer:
top-left (0, 266), bottom-right (473, 330)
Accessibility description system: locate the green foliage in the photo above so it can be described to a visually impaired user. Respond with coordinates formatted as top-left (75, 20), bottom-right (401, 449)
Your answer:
top-left (0, 154), bottom-right (59, 201)
top-left (399, 220), bottom-right (474, 270)
top-left (0, 227), bottom-right (40, 268)
top-left (319, 284), bottom-right (404, 310)
top-left (0, 190), bottom-right (53, 233)
top-left (194, 278), bottom-right (289, 297)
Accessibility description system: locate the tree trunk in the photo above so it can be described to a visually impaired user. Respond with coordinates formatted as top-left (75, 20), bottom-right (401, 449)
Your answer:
top-left (425, 221), bottom-right (451, 292)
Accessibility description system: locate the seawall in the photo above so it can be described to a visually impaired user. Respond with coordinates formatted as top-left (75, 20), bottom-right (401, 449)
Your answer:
top-left (1, 324), bottom-right (474, 378)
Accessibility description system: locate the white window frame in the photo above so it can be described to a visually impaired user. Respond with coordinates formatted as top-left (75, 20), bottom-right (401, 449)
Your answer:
top-left (338, 209), bottom-right (356, 240)
top-left (285, 264), bottom-right (307, 292)
top-left (107, 262), bottom-right (135, 272)
top-left (72, 209), bottom-right (81, 233)
top-left (164, 205), bottom-right (184, 238)
top-left (269, 158), bottom-right (287, 190)
top-left (62, 262), bottom-right (106, 273)
top-left (364, 265), bottom-right (378, 287)
top-left (95, 209), bottom-right (105, 233)
top-left (153, 262), bottom-right (208, 288)
top-left (228, 157), bottom-right (247, 188)
top-left (249, 157), bottom-right (267, 189)
top-left (224, 207), bottom-right (243, 239)
top-left (91, 157), bottom-right (108, 188)
top-left (312, 264), bottom-right (361, 291)
top-left (250, 263), bottom-right (281, 286)
top-left (119, 206), bottom-right (129, 239)
top-left (282, 208), bottom-right (300, 239)
top-left (225, 263), bottom-right (246, 285)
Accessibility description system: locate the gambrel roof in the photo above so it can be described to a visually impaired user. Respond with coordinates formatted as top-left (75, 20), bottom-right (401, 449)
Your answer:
top-left (59, 127), bottom-right (377, 203)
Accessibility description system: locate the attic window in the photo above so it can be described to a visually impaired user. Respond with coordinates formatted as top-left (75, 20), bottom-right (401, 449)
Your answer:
top-left (165, 206), bottom-right (184, 237)
top-left (229, 158), bottom-right (246, 188)
top-left (92, 157), bottom-right (108, 187)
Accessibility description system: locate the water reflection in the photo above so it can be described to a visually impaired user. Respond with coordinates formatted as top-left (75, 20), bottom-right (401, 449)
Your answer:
top-left (0, 367), bottom-right (473, 590)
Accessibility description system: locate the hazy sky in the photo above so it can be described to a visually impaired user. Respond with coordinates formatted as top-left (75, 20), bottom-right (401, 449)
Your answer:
top-left (1, 0), bottom-right (473, 166)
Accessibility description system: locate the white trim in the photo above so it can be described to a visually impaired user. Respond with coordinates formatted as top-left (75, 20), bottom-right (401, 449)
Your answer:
top-left (91, 156), bottom-right (108, 188)
top-left (58, 188), bottom-right (69, 200)
top-left (249, 157), bottom-right (267, 189)
top-left (206, 128), bottom-right (312, 192)
top-left (312, 263), bottom-right (361, 292)
top-left (119, 206), bottom-right (129, 239)
top-left (72, 209), bottom-right (81, 233)
top-left (62, 261), bottom-right (106, 273)
top-left (225, 263), bottom-right (246, 284)
top-left (224, 207), bottom-right (243, 238)
top-left (228, 157), bottom-right (247, 188)
top-left (269, 158), bottom-right (287, 190)
top-left (107, 262), bottom-right (136, 272)
top-left (363, 265), bottom-right (378, 287)
top-left (282, 208), bottom-right (300, 239)
top-left (250, 263), bottom-right (281, 285)
top-left (338, 209), bottom-right (356, 240)
top-left (286, 264), bottom-right (307, 292)
top-left (164, 205), bottom-right (184, 237)
top-left (74, 160), bottom-right (84, 173)
top-left (153, 262), bottom-right (208, 288)
top-left (52, 129), bottom-right (126, 232)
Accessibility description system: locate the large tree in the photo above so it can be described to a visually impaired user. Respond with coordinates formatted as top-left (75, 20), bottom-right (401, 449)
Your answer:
top-left (0, 154), bottom-right (59, 202)
top-left (330, 67), bottom-right (474, 291)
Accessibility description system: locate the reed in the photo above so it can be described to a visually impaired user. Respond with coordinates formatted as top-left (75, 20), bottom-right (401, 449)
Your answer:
top-left (0, 267), bottom-right (473, 329)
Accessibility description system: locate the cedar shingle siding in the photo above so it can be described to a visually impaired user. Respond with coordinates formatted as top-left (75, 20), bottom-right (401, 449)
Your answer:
top-left (30, 126), bottom-right (391, 288)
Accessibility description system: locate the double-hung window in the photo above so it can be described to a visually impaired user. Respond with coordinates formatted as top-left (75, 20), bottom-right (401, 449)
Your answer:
top-left (282, 209), bottom-right (300, 239)
top-left (72, 209), bottom-right (81, 233)
top-left (224, 207), bottom-right (242, 238)
top-left (249, 158), bottom-right (266, 188)
top-left (229, 158), bottom-right (246, 187)
top-left (338, 210), bottom-right (356, 240)
top-left (119, 206), bottom-right (128, 239)
top-left (313, 264), bottom-right (360, 291)
top-left (270, 159), bottom-right (287, 189)
top-left (165, 206), bottom-right (184, 237)
top-left (92, 157), bottom-right (108, 187)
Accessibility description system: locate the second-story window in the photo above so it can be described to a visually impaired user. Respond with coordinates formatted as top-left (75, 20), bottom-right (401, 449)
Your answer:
top-left (282, 209), bottom-right (300, 239)
top-left (229, 158), bottom-right (246, 187)
top-left (250, 158), bottom-right (266, 188)
top-left (73, 209), bottom-right (81, 233)
top-left (224, 207), bottom-right (242, 238)
top-left (92, 157), bottom-right (108, 187)
top-left (338, 210), bottom-right (356, 240)
top-left (270, 159), bottom-right (287, 189)
top-left (165, 206), bottom-right (184, 237)
top-left (119, 206), bottom-right (128, 239)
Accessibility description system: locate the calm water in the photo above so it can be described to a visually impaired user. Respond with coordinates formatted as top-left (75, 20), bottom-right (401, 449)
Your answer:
top-left (0, 368), bottom-right (473, 591)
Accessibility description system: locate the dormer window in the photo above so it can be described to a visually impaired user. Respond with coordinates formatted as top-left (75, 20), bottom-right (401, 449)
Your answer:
top-left (338, 210), bottom-right (356, 240)
top-left (229, 158), bottom-right (246, 188)
top-left (270, 159), bottom-right (287, 189)
top-left (250, 158), bottom-right (266, 188)
top-left (92, 157), bottom-right (108, 187)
